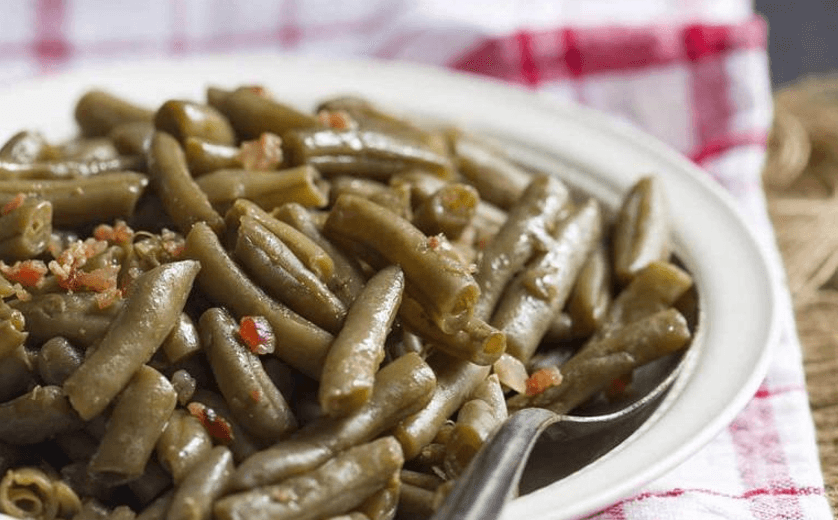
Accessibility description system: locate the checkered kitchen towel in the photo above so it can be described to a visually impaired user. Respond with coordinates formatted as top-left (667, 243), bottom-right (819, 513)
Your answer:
top-left (0, 0), bottom-right (832, 518)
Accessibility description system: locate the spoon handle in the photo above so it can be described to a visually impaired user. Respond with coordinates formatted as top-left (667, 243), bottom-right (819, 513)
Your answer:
top-left (430, 407), bottom-right (558, 520)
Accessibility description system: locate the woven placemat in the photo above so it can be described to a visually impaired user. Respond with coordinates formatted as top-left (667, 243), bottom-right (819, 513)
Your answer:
top-left (764, 76), bottom-right (838, 513)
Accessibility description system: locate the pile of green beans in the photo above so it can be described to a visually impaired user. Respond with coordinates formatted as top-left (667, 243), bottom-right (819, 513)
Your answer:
top-left (0, 87), bottom-right (696, 520)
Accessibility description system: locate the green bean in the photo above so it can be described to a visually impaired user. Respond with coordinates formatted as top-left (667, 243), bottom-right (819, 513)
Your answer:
top-left (329, 176), bottom-right (412, 220)
top-left (491, 199), bottom-right (602, 362)
top-left (216, 88), bottom-right (318, 140)
top-left (59, 137), bottom-right (119, 162)
top-left (398, 295), bottom-right (505, 365)
top-left (231, 352), bottom-right (435, 490)
top-left (0, 385), bottom-right (83, 445)
top-left (472, 174), bottom-right (569, 321)
top-left (0, 301), bottom-right (27, 358)
top-left (147, 131), bottom-right (225, 235)
top-left (322, 514), bottom-right (369, 520)
top-left (319, 265), bottom-right (404, 417)
top-left (75, 90), bottom-right (154, 137)
top-left (108, 505), bottom-right (138, 520)
top-left (10, 292), bottom-right (123, 349)
top-left (399, 470), bottom-right (442, 491)
top-left (190, 389), bottom-right (264, 462)
top-left (397, 482), bottom-right (437, 519)
top-left (64, 260), bottom-right (200, 420)
top-left (394, 353), bottom-right (489, 460)
top-left (357, 472), bottom-right (400, 520)
top-left (154, 100), bottom-right (236, 146)
top-left (226, 198), bottom-right (334, 282)
top-left (234, 215), bottom-right (346, 333)
top-left (542, 312), bottom-right (574, 344)
top-left (89, 365), bottom-right (177, 483)
top-left (612, 176), bottom-right (671, 285)
top-left (0, 197), bottom-right (52, 260)
top-left (215, 437), bottom-right (404, 520)
top-left (167, 446), bottom-right (233, 520)
top-left (413, 183), bottom-right (478, 240)
top-left (444, 374), bottom-right (507, 477)
top-left (196, 166), bottom-right (328, 213)
top-left (71, 499), bottom-right (110, 520)
top-left (567, 244), bottom-right (611, 338)
top-left (0, 345), bottom-right (35, 403)
top-left (0, 172), bottom-right (148, 227)
top-left (453, 132), bottom-right (531, 210)
top-left (109, 121), bottom-right (155, 156)
top-left (0, 155), bottom-right (143, 180)
top-left (325, 194), bottom-right (478, 333)
top-left (0, 131), bottom-right (56, 163)
top-left (273, 202), bottom-right (365, 305)
top-left (170, 369), bottom-right (197, 406)
top-left (128, 461), bottom-right (172, 508)
top-left (135, 490), bottom-right (173, 520)
top-left (36, 337), bottom-right (83, 386)
top-left (0, 466), bottom-right (61, 520)
top-left (200, 307), bottom-right (298, 441)
top-left (284, 127), bottom-right (453, 180)
top-left (184, 222), bottom-right (333, 379)
top-left (155, 409), bottom-right (213, 484)
top-left (161, 313), bottom-right (201, 365)
top-left (184, 137), bottom-right (241, 176)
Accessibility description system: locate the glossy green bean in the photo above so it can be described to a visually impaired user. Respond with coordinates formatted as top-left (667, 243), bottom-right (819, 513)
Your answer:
top-left (160, 313), bottom-right (201, 365)
top-left (567, 244), bottom-right (611, 338)
top-left (0, 131), bottom-right (55, 163)
top-left (215, 88), bottom-right (318, 140)
top-left (109, 121), bottom-right (155, 156)
top-left (0, 385), bottom-right (83, 445)
top-left (356, 473), bottom-right (400, 520)
top-left (75, 90), bottom-right (154, 137)
top-left (329, 176), bottom-right (412, 220)
top-left (0, 197), bottom-right (52, 260)
top-left (184, 137), bottom-right (241, 176)
top-left (612, 176), bottom-right (671, 284)
top-left (59, 137), bottom-right (119, 162)
top-left (190, 389), bottom-right (264, 462)
top-left (166, 446), bottom-right (233, 520)
top-left (36, 336), bottom-right (82, 386)
top-left (155, 409), bottom-right (213, 484)
top-left (196, 166), bottom-right (328, 213)
top-left (413, 183), bottom-right (478, 240)
top-left (154, 100), bottom-right (236, 146)
top-left (10, 292), bottom-right (123, 349)
top-left (453, 132), bottom-right (531, 210)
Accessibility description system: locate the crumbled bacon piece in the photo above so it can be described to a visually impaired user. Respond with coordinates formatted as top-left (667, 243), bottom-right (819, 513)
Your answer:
top-left (187, 402), bottom-right (234, 444)
top-left (250, 389), bottom-right (261, 403)
top-left (0, 260), bottom-right (48, 288)
top-left (525, 366), bottom-right (563, 396)
top-left (239, 132), bottom-right (283, 171)
top-left (1, 193), bottom-right (26, 215)
top-left (93, 220), bottom-right (134, 245)
top-left (316, 109), bottom-right (357, 130)
top-left (239, 316), bottom-right (276, 355)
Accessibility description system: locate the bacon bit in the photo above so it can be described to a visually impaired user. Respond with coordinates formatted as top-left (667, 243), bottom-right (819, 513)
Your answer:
top-left (240, 85), bottom-right (270, 97)
top-left (93, 220), bottom-right (134, 245)
top-left (1, 193), bottom-right (26, 215)
top-left (427, 234), bottom-right (442, 250)
top-left (0, 260), bottom-right (48, 288)
top-left (249, 389), bottom-right (261, 403)
top-left (239, 132), bottom-right (283, 171)
top-left (605, 373), bottom-right (633, 400)
top-left (239, 316), bottom-right (276, 355)
top-left (525, 366), bottom-right (563, 397)
top-left (95, 286), bottom-right (123, 309)
top-left (187, 402), bottom-right (234, 444)
top-left (160, 229), bottom-right (186, 259)
top-left (316, 109), bottom-right (357, 130)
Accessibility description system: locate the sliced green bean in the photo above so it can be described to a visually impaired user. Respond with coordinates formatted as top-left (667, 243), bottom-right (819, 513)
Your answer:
top-left (75, 90), bottom-right (154, 137)
top-left (167, 445), bottom-right (233, 520)
top-left (356, 472), bottom-right (400, 520)
top-left (147, 131), bottom-right (225, 235)
top-left (154, 100), bottom-right (236, 146)
top-left (0, 197), bottom-right (52, 260)
top-left (0, 131), bottom-right (56, 163)
top-left (10, 292), bottom-right (123, 348)
top-left (200, 307), bottom-right (297, 441)
top-left (215, 437), bottom-right (404, 520)
top-left (453, 132), bottom-right (531, 210)
top-left (0, 466), bottom-right (61, 520)
top-left (161, 313), bottom-right (201, 365)
top-left (36, 336), bottom-right (82, 386)
top-left (0, 172), bottom-right (148, 227)
top-left (196, 166), bottom-right (328, 213)
top-left (319, 265), bottom-right (404, 417)
top-left (184, 222), bottom-right (333, 379)
top-left (0, 385), bottom-right (83, 445)
top-left (234, 215), bottom-right (346, 333)
top-left (0, 301), bottom-right (27, 359)
top-left (89, 365), bottom-right (176, 483)
top-left (472, 174), bottom-right (569, 321)
top-left (216, 88), bottom-right (318, 140)
top-left (413, 182), bottom-right (479, 240)
top-left (325, 194), bottom-right (478, 333)
top-left (612, 176), bottom-right (671, 284)
top-left (184, 137), bottom-right (242, 176)
top-left (567, 244), bottom-right (611, 338)
top-left (109, 121), bottom-right (155, 156)
top-left (155, 409), bottom-right (213, 484)
top-left (64, 260), bottom-right (200, 420)
top-left (329, 176), bottom-right (412, 220)
top-left (491, 199), bottom-right (602, 362)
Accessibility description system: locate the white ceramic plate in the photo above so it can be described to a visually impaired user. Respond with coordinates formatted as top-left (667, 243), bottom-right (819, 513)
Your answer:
top-left (0, 55), bottom-right (779, 520)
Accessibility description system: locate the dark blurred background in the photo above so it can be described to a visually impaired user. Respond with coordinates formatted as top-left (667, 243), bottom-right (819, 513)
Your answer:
top-left (756, 0), bottom-right (838, 87)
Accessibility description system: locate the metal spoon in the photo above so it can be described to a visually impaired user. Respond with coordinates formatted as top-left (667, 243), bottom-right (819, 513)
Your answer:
top-left (431, 351), bottom-right (688, 520)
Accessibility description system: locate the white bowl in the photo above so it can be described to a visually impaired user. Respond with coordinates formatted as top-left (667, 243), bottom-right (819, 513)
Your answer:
top-left (0, 54), bottom-right (779, 520)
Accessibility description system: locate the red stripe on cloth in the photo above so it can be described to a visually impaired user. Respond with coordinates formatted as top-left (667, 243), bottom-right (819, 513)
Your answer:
top-left (516, 32), bottom-right (540, 86)
top-left (753, 384), bottom-right (807, 400)
top-left (595, 485), bottom-right (824, 513)
top-left (372, 29), bottom-right (426, 60)
top-left (684, 17), bottom-right (767, 62)
top-left (170, 0), bottom-right (187, 54)
top-left (689, 131), bottom-right (768, 164)
top-left (278, 0), bottom-right (302, 49)
top-left (34, 0), bottom-right (70, 72)
top-left (728, 395), bottom-right (804, 519)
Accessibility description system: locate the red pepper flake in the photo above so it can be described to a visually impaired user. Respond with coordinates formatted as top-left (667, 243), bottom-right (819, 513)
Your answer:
top-left (525, 367), bottom-right (563, 397)
top-left (239, 316), bottom-right (276, 355)
top-left (316, 109), bottom-right (357, 130)
top-left (239, 132), bottom-right (283, 171)
top-left (0, 260), bottom-right (48, 287)
top-left (1, 193), bottom-right (26, 215)
top-left (605, 373), bottom-right (633, 400)
top-left (187, 402), bottom-right (234, 444)
top-left (250, 389), bottom-right (261, 403)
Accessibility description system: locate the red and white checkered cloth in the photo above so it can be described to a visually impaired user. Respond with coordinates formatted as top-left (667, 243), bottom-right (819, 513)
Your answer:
top-left (0, 1), bottom-right (832, 519)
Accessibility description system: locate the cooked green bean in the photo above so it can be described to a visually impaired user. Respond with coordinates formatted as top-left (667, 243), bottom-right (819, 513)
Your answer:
top-left (10, 292), bottom-right (123, 349)
top-left (567, 244), bottom-right (611, 338)
top-left (154, 100), bottom-right (236, 146)
top-left (357, 472), bottom-right (400, 520)
top-left (453, 132), bottom-right (531, 210)
top-left (215, 437), bottom-right (404, 520)
top-left (0, 131), bottom-right (56, 163)
top-left (226, 198), bottom-right (334, 282)
top-left (322, 514), bottom-right (369, 520)
top-left (190, 389), bottom-right (263, 462)
top-left (167, 446), bottom-right (233, 520)
top-left (612, 176), bottom-right (671, 284)
top-left (472, 174), bottom-right (569, 321)
top-left (0, 385), bottom-right (83, 445)
top-left (0, 346), bottom-right (35, 403)
top-left (135, 490), bottom-right (174, 520)
top-left (75, 90), bottom-right (154, 138)
top-left (128, 461), bottom-right (172, 508)
top-left (232, 352), bottom-right (435, 490)
top-left (284, 127), bottom-right (453, 180)
top-left (542, 312), bottom-right (574, 344)
top-left (0, 155), bottom-right (143, 180)
top-left (0, 301), bottom-right (27, 358)
top-left (155, 409), bottom-right (213, 484)
top-left (491, 199), bottom-right (602, 362)
top-left (64, 260), bottom-right (200, 420)
top-left (0, 172), bottom-right (148, 227)
top-left (397, 483), bottom-right (437, 519)
top-left (200, 307), bottom-right (298, 441)
top-left (394, 353), bottom-right (490, 460)
top-left (0, 466), bottom-right (65, 520)
top-left (160, 313), bottom-right (201, 365)
top-left (147, 131), bottom-right (225, 235)
top-left (59, 137), bottom-right (119, 162)
top-left (234, 215), bottom-right (346, 333)
top-left (36, 337), bottom-right (82, 386)
top-left (215, 87), bottom-right (318, 140)
top-left (325, 194), bottom-right (478, 333)
top-left (196, 166), bottom-right (328, 213)
top-left (71, 499), bottom-right (110, 520)
top-left (109, 121), bottom-right (155, 156)
top-left (184, 222), bottom-right (333, 379)
top-left (0, 197), bottom-right (52, 260)
top-left (184, 137), bottom-right (241, 176)
top-left (88, 365), bottom-right (176, 483)
top-left (319, 265), bottom-right (404, 417)
top-left (413, 182), bottom-right (478, 239)
top-left (329, 176), bottom-right (412, 220)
